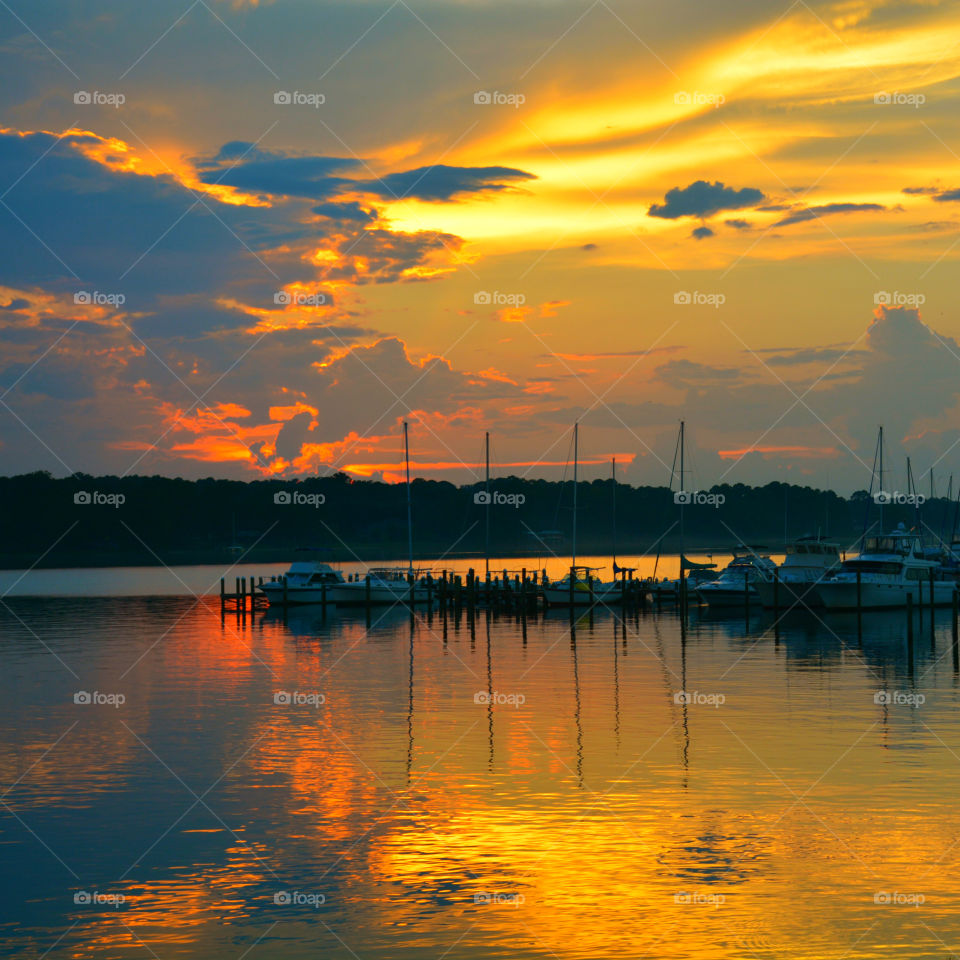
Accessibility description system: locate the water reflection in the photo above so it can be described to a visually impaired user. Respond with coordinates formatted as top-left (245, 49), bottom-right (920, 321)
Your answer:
top-left (2, 597), bottom-right (960, 958)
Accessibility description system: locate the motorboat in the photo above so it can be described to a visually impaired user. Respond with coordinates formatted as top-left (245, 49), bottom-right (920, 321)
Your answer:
top-left (814, 527), bottom-right (956, 609)
top-left (695, 548), bottom-right (777, 606)
top-left (329, 567), bottom-right (437, 605)
top-left (753, 536), bottom-right (842, 609)
top-left (259, 559), bottom-right (345, 605)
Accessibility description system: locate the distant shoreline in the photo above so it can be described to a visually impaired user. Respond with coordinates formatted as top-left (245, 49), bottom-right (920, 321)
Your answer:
top-left (0, 535), bottom-right (813, 571)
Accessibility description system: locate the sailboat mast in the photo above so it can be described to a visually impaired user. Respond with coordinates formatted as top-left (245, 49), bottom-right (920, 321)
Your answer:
top-left (484, 431), bottom-right (490, 577)
top-left (572, 423), bottom-right (578, 570)
top-left (611, 456), bottom-right (617, 568)
top-left (404, 420), bottom-right (413, 576)
top-left (679, 420), bottom-right (686, 563)
top-left (878, 425), bottom-right (885, 532)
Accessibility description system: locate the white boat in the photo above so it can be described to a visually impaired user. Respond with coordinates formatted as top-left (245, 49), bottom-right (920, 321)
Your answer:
top-left (814, 528), bottom-right (955, 609)
top-left (753, 536), bottom-right (842, 609)
top-left (695, 548), bottom-right (778, 606)
top-left (329, 567), bottom-right (436, 605)
top-left (259, 559), bottom-right (345, 605)
top-left (542, 565), bottom-right (604, 607)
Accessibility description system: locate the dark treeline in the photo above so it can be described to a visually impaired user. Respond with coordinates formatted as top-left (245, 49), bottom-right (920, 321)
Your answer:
top-left (1, 471), bottom-right (956, 569)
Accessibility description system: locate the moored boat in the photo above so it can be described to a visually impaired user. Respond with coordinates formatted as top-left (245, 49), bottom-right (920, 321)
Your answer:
top-left (753, 536), bottom-right (842, 609)
top-left (814, 528), bottom-right (955, 609)
top-left (259, 558), bottom-right (346, 605)
top-left (695, 548), bottom-right (777, 606)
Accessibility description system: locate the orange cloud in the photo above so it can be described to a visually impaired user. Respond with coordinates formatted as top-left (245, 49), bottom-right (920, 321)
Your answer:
top-left (717, 444), bottom-right (839, 460)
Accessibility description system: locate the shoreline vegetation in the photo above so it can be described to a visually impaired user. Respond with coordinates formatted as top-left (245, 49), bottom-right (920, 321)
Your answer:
top-left (0, 470), bottom-right (951, 571)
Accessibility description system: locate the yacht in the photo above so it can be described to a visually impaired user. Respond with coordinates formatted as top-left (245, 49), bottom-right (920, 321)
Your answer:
top-left (753, 536), bottom-right (842, 609)
top-left (695, 548), bottom-right (777, 606)
top-left (330, 567), bottom-right (436, 605)
top-left (814, 527), bottom-right (955, 609)
top-left (259, 559), bottom-right (346, 605)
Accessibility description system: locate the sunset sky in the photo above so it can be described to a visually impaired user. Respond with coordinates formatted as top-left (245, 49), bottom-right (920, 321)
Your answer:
top-left (2, 0), bottom-right (960, 492)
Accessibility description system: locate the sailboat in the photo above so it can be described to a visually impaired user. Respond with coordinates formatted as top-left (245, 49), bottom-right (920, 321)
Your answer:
top-left (815, 427), bottom-right (955, 609)
top-left (327, 421), bottom-right (435, 605)
top-left (542, 423), bottom-right (602, 607)
top-left (648, 421), bottom-right (716, 601)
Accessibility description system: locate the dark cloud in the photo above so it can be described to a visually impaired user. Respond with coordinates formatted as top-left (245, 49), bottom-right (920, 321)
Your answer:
top-left (691, 225), bottom-right (714, 239)
top-left (311, 201), bottom-right (378, 223)
top-left (196, 147), bottom-right (535, 203)
top-left (931, 188), bottom-right (960, 203)
top-left (648, 180), bottom-right (765, 219)
top-left (362, 164), bottom-right (535, 202)
top-left (902, 186), bottom-right (941, 195)
top-left (774, 202), bottom-right (885, 226)
top-left (196, 146), bottom-right (360, 200)
top-left (759, 347), bottom-right (868, 366)
top-left (725, 218), bottom-right (751, 230)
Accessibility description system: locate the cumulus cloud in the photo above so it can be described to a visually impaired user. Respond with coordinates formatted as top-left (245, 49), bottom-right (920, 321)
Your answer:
top-left (648, 180), bottom-right (765, 219)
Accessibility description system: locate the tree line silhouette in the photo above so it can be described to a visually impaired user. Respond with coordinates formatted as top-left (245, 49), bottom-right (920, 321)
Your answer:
top-left (0, 470), bottom-right (954, 568)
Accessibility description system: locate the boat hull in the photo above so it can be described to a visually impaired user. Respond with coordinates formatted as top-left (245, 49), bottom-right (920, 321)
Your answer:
top-left (753, 580), bottom-right (826, 609)
top-left (696, 584), bottom-right (762, 607)
top-left (816, 579), bottom-right (957, 610)
top-left (327, 583), bottom-right (435, 605)
top-left (259, 583), bottom-right (336, 606)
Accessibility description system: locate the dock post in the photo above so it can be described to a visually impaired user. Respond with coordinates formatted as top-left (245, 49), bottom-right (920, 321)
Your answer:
top-left (906, 592), bottom-right (914, 645)
top-left (773, 567), bottom-right (779, 616)
top-left (220, 578), bottom-right (226, 618)
top-left (365, 574), bottom-right (371, 610)
top-left (856, 570), bottom-right (862, 640)
top-left (282, 575), bottom-right (288, 608)
top-left (930, 569), bottom-right (937, 649)
top-left (744, 571), bottom-right (750, 619)
top-left (952, 588), bottom-right (958, 671)
top-left (587, 573), bottom-right (594, 607)
top-left (321, 581), bottom-right (327, 613)
top-left (569, 565), bottom-right (574, 607)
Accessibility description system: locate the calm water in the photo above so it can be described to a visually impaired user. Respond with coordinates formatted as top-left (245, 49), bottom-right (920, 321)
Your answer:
top-left (2, 575), bottom-right (960, 959)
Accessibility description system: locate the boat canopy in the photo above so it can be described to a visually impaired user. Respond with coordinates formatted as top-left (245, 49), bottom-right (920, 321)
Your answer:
top-left (680, 554), bottom-right (717, 570)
